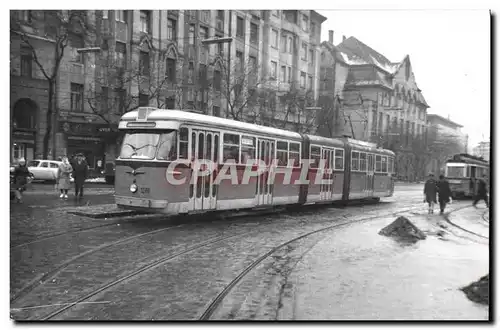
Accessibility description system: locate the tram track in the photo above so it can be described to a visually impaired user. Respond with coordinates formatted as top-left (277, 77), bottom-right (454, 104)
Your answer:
top-left (443, 205), bottom-right (489, 240)
top-left (25, 203), bottom-right (422, 320)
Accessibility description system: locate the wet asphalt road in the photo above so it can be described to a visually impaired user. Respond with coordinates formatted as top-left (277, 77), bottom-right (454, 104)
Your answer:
top-left (10, 183), bottom-right (489, 320)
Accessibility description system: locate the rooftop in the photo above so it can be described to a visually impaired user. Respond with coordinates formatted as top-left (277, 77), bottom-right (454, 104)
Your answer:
top-left (427, 114), bottom-right (464, 128)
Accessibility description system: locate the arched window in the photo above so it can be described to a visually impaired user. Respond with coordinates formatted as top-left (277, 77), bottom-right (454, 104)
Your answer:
top-left (13, 99), bottom-right (37, 130)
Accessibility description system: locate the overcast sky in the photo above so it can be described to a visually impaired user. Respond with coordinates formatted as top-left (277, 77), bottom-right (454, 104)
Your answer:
top-left (318, 9), bottom-right (490, 150)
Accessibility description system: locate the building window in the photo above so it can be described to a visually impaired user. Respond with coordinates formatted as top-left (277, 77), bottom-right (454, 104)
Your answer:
top-left (166, 58), bottom-right (176, 83)
top-left (311, 22), bottom-right (316, 35)
top-left (199, 26), bottom-right (209, 42)
top-left (102, 10), bottom-right (108, 19)
top-left (216, 10), bottom-right (224, 31)
top-left (189, 24), bottom-right (195, 45)
top-left (114, 88), bottom-right (126, 112)
top-left (167, 19), bottom-right (177, 41)
top-left (140, 10), bottom-right (151, 33)
top-left (301, 43), bottom-right (307, 60)
top-left (101, 86), bottom-right (109, 111)
top-left (308, 75), bottom-right (313, 90)
top-left (70, 83), bottom-right (84, 112)
top-left (271, 29), bottom-right (278, 48)
top-left (213, 106), bottom-right (221, 117)
top-left (115, 41), bottom-right (126, 67)
top-left (280, 65), bottom-right (286, 82)
top-left (236, 51), bottom-right (243, 73)
top-left (115, 10), bottom-right (125, 22)
top-left (237, 16), bottom-right (244, 37)
top-left (288, 37), bottom-right (293, 53)
top-left (20, 48), bottom-right (32, 78)
top-left (139, 93), bottom-right (149, 106)
top-left (199, 63), bottom-right (207, 84)
top-left (188, 61), bottom-right (194, 83)
top-left (302, 14), bottom-right (309, 31)
top-left (215, 34), bottom-right (224, 54)
top-left (309, 49), bottom-right (314, 66)
top-left (21, 10), bottom-right (33, 23)
top-left (270, 61), bottom-right (277, 79)
top-left (139, 51), bottom-right (150, 76)
top-left (300, 72), bottom-right (306, 88)
top-left (287, 67), bottom-right (292, 83)
top-left (217, 10), bottom-right (224, 20)
top-left (214, 70), bottom-right (221, 91)
top-left (272, 10), bottom-right (279, 17)
top-left (280, 35), bottom-right (287, 52)
top-left (201, 10), bottom-right (210, 23)
top-left (250, 23), bottom-right (259, 45)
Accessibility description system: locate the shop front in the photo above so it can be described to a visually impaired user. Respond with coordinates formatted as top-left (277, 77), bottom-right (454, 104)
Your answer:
top-left (60, 121), bottom-right (118, 176)
top-left (11, 129), bottom-right (36, 164)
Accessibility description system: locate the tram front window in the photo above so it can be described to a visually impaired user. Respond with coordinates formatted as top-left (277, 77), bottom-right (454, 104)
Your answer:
top-left (120, 132), bottom-right (161, 160)
top-left (447, 166), bottom-right (465, 178)
top-left (156, 131), bottom-right (177, 160)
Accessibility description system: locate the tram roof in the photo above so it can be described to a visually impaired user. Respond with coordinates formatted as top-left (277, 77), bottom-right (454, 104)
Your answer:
top-left (121, 109), bottom-right (302, 140)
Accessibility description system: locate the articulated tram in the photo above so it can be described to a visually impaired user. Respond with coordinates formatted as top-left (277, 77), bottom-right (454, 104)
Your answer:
top-left (445, 153), bottom-right (489, 198)
top-left (114, 107), bottom-right (395, 215)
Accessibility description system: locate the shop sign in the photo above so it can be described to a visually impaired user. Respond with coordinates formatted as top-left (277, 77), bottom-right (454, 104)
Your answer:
top-left (60, 122), bottom-right (118, 136)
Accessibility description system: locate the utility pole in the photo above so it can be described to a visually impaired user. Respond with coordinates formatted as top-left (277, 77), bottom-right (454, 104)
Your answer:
top-left (465, 134), bottom-right (469, 154)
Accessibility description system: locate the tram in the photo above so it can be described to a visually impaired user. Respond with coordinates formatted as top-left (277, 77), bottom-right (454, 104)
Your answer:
top-left (445, 153), bottom-right (489, 198)
top-left (114, 107), bottom-right (395, 215)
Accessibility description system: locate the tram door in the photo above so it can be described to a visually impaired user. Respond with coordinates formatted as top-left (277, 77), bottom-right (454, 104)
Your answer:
top-left (190, 130), bottom-right (219, 211)
top-left (256, 139), bottom-right (274, 205)
top-left (320, 148), bottom-right (334, 200)
top-left (366, 154), bottom-right (375, 196)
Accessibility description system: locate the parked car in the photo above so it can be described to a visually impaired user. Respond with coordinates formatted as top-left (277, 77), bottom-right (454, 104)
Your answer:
top-left (27, 160), bottom-right (62, 182)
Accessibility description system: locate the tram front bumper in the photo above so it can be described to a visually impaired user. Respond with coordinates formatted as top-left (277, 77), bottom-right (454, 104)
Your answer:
top-left (115, 196), bottom-right (168, 209)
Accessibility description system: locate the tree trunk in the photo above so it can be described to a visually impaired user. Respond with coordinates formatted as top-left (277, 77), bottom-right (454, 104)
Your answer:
top-left (42, 80), bottom-right (56, 159)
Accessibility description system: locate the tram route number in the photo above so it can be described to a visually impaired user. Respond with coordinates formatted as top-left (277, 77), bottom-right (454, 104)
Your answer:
top-left (140, 187), bottom-right (150, 194)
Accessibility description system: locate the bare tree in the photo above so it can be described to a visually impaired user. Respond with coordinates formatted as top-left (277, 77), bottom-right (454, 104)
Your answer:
top-left (212, 56), bottom-right (265, 121)
top-left (11, 10), bottom-right (93, 159)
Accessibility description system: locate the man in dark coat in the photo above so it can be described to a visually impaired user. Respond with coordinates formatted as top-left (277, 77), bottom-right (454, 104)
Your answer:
top-left (437, 174), bottom-right (452, 214)
top-left (424, 173), bottom-right (438, 214)
top-left (72, 153), bottom-right (88, 199)
top-left (473, 174), bottom-right (489, 208)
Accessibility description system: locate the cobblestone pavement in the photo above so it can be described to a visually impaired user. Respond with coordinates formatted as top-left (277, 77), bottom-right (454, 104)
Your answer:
top-left (10, 184), bottom-right (489, 320)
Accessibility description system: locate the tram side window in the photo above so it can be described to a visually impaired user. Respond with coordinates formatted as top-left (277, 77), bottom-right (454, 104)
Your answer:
top-left (276, 141), bottom-right (288, 166)
top-left (381, 156), bottom-right (388, 172)
top-left (156, 130), bottom-right (178, 160)
top-left (240, 136), bottom-right (256, 164)
top-left (334, 149), bottom-right (344, 170)
top-left (359, 153), bottom-right (367, 172)
top-left (388, 157), bottom-right (394, 173)
top-left (375, 155), bottom-right (382, 172)
top-left (223, 133), bottom-right (240, 163)
top-left (289, 142), bottom-right (301, 167)
top-left (178, 128), bottom-right (189, 159)
top-left (310, 145), bottom-right (321, 168)
top-left (351, 151), bottom-right (360, 171)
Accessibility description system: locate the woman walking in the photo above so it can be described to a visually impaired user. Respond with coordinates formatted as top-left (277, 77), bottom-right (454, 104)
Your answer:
top-left (57, 157), bottom-right (73, 200)
top-left (12, 158), bottom-right (32, 204)
top-left (424, 172), bottom-right (438, 214)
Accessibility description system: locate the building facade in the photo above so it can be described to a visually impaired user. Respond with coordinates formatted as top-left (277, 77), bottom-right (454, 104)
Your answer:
top-left (319, 33), bottom-right (430, 180)
top-left (10, 10), bottom-right (326, 166)
top-left (426, 114), bottom-right (466, 174)
top-left (472, 141), bottom-right (490, 162)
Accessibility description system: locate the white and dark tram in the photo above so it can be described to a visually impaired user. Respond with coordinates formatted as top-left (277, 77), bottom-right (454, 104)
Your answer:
top-left (445, 153), bottom-right (489, 198)
top-left (114, 107), bottom-right (395, 215)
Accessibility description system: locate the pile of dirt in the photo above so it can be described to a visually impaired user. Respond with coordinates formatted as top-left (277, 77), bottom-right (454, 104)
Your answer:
top-left (461, 274), bottom-right (489, 305)
top-left (379, 216), bottom-right (427, 241)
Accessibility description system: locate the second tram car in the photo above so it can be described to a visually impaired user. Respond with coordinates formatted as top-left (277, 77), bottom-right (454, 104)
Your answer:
top-left (114, 108), bottom-right (395, 215)
top-left (445, 153), bottom-right (489, 198)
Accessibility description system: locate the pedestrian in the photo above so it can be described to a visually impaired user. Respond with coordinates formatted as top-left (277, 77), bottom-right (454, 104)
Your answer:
top-left (72, 153), bottom-right (88, 199)
top-left (12, 158), bottom-right (32, 204)
top-left (437, 174), bottom-right (452, 214)
top-left (424, 172), bottom-right (438, 214)
top-left (57, 156), bottom-right (73, 200)
top-left (473, 174), bottom-right (489, 208)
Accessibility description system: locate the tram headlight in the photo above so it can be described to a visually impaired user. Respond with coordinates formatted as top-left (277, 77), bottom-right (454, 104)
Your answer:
top-left (130, 183), bottom-right (138, 193)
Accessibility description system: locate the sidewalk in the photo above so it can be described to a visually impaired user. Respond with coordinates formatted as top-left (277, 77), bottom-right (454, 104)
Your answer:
top-left (282, 206), bottom-right (489, 320)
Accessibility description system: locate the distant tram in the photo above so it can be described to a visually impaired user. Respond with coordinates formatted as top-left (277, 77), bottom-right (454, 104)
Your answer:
top-left (445, 153), bottom-right (489, 198)
top-left (114, 107), bottom-right (395, 215)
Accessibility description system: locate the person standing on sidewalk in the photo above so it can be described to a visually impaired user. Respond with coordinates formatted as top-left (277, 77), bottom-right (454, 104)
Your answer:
top-left (12, 158), bottom-right (32, 204)
top-left (437, 174), bottom-right (452, 214)
top-left (473, 174), bottom-right (489, 208)
top-left (57, 156), bottom-right (73, 200)
top-left (72, 153), bottom-right (88, 199)
top-left (424, 172), bottom-right (438, 214)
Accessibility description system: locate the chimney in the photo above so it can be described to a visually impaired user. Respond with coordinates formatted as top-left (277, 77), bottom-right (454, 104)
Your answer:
top-left (328, 30), bottom-right (334, 44)
top-left (343, 35), bottom-right (346, 42)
